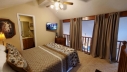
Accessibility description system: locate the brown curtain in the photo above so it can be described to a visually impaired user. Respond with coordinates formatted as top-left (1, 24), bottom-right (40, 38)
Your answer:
top-left (70, 18), bottom-right (82, 50)
top-left (90, 14), bottom-right (106, 58)
top-left (90, 12), bottom-right (119, 63)
top-left (106, 12), bottom-right (120, 63)
top-left (59, 20), bottom-right (63, 37)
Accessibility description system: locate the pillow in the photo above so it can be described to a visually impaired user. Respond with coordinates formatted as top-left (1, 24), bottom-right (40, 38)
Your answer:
top-left (0, 51), bottom-right (15, 72)
top-left (6, 43), bottom-right (14, 52)
top-left (6, 45), bottom-right (31, 72)
top-left (0, 45), bottom-right (6, 52)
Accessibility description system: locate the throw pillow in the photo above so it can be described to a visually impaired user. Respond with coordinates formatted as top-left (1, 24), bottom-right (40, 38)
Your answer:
top-left (6, 44), bottom-right (31, 72)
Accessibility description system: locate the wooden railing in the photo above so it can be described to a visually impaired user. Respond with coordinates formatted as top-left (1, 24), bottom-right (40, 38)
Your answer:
top-left (63, 34), bottom-right (92, 53)
top-left (63, 34), bottom-right (124, 61)
top-left (116, 41), bottom-right (123, 62)
top-left (118, 41), bottom-right (127, 72)
top-left (82, 36), bottom-right (92, 54)
top-left (63, 34), bottom-right (70, 46)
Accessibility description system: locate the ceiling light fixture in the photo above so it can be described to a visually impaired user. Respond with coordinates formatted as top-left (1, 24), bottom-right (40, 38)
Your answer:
top-left (50, 2), bottom-right (64, 10)
top-left (50, 5), bottom-right (54, 9)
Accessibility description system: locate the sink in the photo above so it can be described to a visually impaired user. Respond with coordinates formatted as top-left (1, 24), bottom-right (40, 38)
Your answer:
top-left (22, 37), bottom-right (33, 39)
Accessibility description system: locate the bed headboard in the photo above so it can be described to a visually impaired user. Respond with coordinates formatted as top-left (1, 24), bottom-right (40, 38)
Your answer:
top-left (118, 41), bottom-right (127, 72)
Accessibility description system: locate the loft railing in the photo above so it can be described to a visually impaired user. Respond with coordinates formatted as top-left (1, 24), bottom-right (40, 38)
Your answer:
top-left (63, 34), bottom-right (70, 46)
top-left (116, 41), bottom-right (123, 62)
top-left (63, 34), bottom-right (124, 62)
top-left (82, 36), bottom-right (92, 54)
top-left (63, 34), bottom-right (92, 53)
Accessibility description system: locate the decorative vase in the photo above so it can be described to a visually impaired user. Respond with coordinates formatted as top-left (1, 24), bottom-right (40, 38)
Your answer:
top-left (55, 32), bottom-right (58, 38)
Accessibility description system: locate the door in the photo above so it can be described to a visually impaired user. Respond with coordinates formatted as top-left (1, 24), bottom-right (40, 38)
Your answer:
top-left (17, 14), bottom-right (37, 50)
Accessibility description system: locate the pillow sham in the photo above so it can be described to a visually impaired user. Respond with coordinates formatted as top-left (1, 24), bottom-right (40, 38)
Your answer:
top-left (7, 53), bottom-right (29, 72)
top-left (6, 43), bottom-right (31, 72)
top-left (6, 43), bottom-right (14, 52)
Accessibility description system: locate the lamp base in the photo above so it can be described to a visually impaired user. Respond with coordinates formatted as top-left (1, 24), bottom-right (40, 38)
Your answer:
top-left (2, 40), bottom-right (4, 45)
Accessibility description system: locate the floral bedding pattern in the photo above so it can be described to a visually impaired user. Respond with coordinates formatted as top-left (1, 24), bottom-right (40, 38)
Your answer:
top-left (45, 42), bottom-right (80, 68)
top-left (6, 43), bottom-right (29, 71)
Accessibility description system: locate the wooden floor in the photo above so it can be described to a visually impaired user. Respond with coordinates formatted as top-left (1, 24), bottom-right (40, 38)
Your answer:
top-left (70, 51), bottom-right (118, 72)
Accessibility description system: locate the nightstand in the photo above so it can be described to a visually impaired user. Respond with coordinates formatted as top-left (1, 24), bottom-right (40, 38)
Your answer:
top-left (55, 37), bottom-right (66, 46)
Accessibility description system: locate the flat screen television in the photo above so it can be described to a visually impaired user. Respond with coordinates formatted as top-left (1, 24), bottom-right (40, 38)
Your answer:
top-left (46, 22), bottom-right (57, 30)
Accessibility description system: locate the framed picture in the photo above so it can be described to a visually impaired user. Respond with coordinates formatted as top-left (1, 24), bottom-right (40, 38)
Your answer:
top-left (29, 23), bottom-right (33, 27)
top-left (0, 18), bottom-right (16, 38)
top-left (29, 23), bottom-right (34, 30)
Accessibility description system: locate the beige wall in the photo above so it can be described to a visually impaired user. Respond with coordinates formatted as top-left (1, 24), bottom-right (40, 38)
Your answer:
top-left (0, 2), bottom-right (60, 51)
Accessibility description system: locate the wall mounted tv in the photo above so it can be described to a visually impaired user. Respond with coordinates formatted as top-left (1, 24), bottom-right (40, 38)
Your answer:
top-left (46, 22), bottom-right (57, 30)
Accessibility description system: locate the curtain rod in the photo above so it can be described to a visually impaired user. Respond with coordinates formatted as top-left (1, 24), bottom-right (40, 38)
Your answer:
top-left (62, 10), bottom-right (127, 21)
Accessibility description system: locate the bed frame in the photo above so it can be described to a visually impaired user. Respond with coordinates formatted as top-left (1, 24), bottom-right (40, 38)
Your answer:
top-left (118, 41), bottom-right (127, 72)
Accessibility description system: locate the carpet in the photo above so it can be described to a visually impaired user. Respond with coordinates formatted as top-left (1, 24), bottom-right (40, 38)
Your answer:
top-left (70, 51), bottom-right (118, 72)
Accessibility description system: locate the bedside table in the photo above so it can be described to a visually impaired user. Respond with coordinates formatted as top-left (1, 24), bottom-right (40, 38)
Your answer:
top-left (55, 37), bottom-right (66, 46)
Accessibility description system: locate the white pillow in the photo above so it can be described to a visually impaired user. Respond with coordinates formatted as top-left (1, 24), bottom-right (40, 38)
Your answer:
top-left (0, 45), bottom-right (6, 52)
top-left (0, 51), bottom-right (15, 72)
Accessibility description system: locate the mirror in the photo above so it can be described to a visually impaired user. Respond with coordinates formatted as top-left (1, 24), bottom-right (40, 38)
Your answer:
top-left (19, 15), bottom-right (35, 50)
top-left (21, 21), bottom-right (30, 37)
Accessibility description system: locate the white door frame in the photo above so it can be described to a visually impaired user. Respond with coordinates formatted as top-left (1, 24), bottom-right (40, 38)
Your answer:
top-left (17, 13), bottom-right (37, 50)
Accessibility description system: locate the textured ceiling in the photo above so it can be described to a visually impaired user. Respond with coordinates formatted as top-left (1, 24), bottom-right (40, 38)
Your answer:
top-left (0, 0), bottom-right (127, 19)
top-left (0, 0), bottom-right (34, 10)
top-left (47, 0), bottom-right (127, 19)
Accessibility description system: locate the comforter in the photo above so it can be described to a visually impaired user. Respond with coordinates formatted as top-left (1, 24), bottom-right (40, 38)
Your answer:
top-left (20, 42), bottom-right (79, 72)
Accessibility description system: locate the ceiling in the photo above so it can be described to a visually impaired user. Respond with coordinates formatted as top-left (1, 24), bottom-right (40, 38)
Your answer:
top-left (49, 0), bottom-right (127, 19)
top-left (0, 0), bottom-right (127, 19)
top-left (0, 0), bottom-right (34, 10)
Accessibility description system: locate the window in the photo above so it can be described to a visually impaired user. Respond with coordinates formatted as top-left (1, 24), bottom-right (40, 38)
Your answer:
top-left (82, 20), bottom-right (94, 52)
top-left (63, 22), bottom-right (70, 46)
top-left (117, 17), bottom-right (127, 61)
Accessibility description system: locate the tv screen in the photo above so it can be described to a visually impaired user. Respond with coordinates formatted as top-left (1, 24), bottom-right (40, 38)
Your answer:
top-left (46, 22), bottom-right (57, 30)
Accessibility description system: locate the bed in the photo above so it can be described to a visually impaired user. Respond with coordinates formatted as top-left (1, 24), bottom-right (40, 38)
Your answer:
top-left (1, 42), bottom-right (79, 72)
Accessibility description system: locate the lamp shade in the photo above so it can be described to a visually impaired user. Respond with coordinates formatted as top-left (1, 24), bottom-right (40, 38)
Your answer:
top-left (0, 32), bottom-right (6, 40)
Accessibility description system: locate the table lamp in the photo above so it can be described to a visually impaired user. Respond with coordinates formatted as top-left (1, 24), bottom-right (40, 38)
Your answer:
top-left (0, 32), bottom-right (6, 45)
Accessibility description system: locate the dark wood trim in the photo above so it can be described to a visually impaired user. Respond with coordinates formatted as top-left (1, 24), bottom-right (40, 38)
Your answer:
top-left (63, 19), bottom-right (70, 23)
top-left (63, 16), bottom-right (95, 22)
top-left (120, 11), bottom-right (127, 17)
top-left (63, 10), bottom-right (127, 23)
top-left (82, 16), bottom-right (95, 21)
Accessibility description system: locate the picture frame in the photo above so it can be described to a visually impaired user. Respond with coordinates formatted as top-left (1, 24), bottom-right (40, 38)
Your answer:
top-left (29, 23), bottom-right (34, 30)
top-left (29, 23), bottom-right (33, 27)
top-left (0, 18), bottom-right (16, 38)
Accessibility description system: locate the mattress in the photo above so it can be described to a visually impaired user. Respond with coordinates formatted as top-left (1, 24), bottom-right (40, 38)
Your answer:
top-left (20, 43), bottom-right (79, 72)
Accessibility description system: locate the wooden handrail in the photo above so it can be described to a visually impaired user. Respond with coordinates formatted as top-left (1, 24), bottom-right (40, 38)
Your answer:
top-left (63, 34), bottom-right (92, 53)
top-left (63, 34), bottom-right (124, 60)
top-left (118, 41), bottom-right (127, 72)
top-left (116, 41), bottom-right (123, 62)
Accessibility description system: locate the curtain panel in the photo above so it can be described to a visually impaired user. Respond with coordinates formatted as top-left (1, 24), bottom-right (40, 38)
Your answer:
top-left (106, 12), bottom-right (120, 63)
top-left (90, 14), bottom-right (106, 58)
top-left (59, 20), bottom-right (63, 37)
top-left (70, 18), bottom-right (82, 50)
top-left (90, 12), bottom-right (120, 63)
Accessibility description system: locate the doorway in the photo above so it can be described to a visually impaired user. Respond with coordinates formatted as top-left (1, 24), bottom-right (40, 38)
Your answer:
top-left (17, 13), bottom-right (37, 50)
